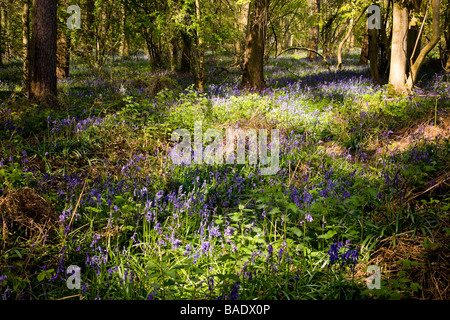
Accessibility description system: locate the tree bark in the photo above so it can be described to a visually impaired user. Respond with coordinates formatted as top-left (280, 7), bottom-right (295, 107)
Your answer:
top-left (180, 31), bottom-right (192, 73)
top-left (57, 1), bottom-right (70, 80)
top-left (443, 0), bottom-right (450, 71)
top-left (0, 5), bottom-right (3, 67)
top-left (0, 3), bottom-right (4, 67)
top-left (85, 0), bottom-right (95, 61)
top-left (235, 0), bottom-right (250, 65)
top-left (119, 3), bottom-right (130, 58)
top-left (170, 37), bottom-right (179, 72)
top-left (195, 0), bottom-right (205, 92)
top-left (406, 0), bottom-right (440, 91)
top-left (29, 0), bottom-right (58, 106)
top-left (358, 26), bottom-right (369, 65)
top-left (22, 0), bottom-right (31, 92)
top-left (242, 0), bottom-right (269, 91)
top-left (388, 2), bottom-right (409, 94)
top-left (0, 5), bottom-right (7, 65)
top-left (308, 0), bottom-right (320, 61)
top-left (368, 26), bottom-right (382, 84)
top-left (406, 0), bottom-right (423, 73)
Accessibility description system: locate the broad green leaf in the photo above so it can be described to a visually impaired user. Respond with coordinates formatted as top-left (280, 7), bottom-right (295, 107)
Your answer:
top-left (317, 230), bottom-right (337, 239)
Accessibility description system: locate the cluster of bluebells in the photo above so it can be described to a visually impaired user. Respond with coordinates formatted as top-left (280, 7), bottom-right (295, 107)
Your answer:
top-left (326, 240), bottom-right (359, 270)
top-left (216, 281), bottom-right (241, 300)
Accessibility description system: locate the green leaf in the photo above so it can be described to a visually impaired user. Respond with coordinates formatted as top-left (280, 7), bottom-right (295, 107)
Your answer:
top-left (268, 207), bottom-right (281, 215)
top-left (37, 272), bottom-right (46, 282)
top-left (290, 227), bottom-right (302, 238)
top-left (164, 270), bottom-right (177, 279)
top-left (410, 282), bottom-right (422, 292)
top-left (287, 203), bottom-right (299, 213)
top-left (317, 230), bottom-right (337, 239)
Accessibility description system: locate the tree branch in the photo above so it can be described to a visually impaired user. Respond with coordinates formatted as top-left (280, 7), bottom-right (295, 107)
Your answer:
top-left (276, 47), bottom-right (330, 70)
top-left (406, 0), bottom-right (440, 92)
top-left (337, 5), bottom-right (369, 69)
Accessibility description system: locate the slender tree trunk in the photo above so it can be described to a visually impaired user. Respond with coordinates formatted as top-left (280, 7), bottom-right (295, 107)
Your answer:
top-left (358, 26), bottom-right (369, 65)
top-left (443, 0), bottom-right (450, 71)
top-left (379, 0), bottom-right (391, 82)
top-left (407, 28), bottom-right (421, 69)
top-left (85, 0), bottom-right (95, 62)
top-left (0, 6), bottom-right (7, 64)
top-left (119, 3), bottom-right (130, 58)
top-left (277, 19), bottom-right (285, 54)
top-left (242, 0), bottom-right (269, 91)
top-left (22, 0), bottom-right (31, 93)
top-left (350, 28), bottom-right (355, 49)
top-left (57, 1), bottom-right (70, 80)
top-left (406, 0), bottom-right (423, 73)
top-left (29, 0), bottom-right (58, 106)
top-left (406, 0), bottom-right (440, 91)
top-left (195, 0), bottom-right (204, 92)
top-left (235, 1), bottom-right (250, 65)
top-left (308, 0), bottom-right (320, 60)
top-left (337, 7), bottom-right (367, 69)
top-left (0, 4), bottom-right (4, 67)
top-left (388, 2), bottom-right (409, 94)
top-left (368, 27), bottom-right (382, 84)
top-left (56, 34), bottom-right (70, 79)
top-left (170, 37), bottom-right (179, 72)
top-left (283, 19), bottom-right (291, 49)
top-left (345, 18), bottom-right (354, 54)
top-left (180, 31), bottom-right (191, 73)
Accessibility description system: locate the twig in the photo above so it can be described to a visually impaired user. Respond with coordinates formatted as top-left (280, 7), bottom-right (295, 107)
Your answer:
top-left (403, 170), bottom-right (450, 205)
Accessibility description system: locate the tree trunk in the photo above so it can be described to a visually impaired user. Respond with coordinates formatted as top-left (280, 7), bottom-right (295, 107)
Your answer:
top-left (119, 3), bottom-right (130, 58)
top-left (345, 18), bottom-right (353, 54)
top-left (368, 27), bottom-right (382, 84)
top-left (358, 26), bottom-right (369, 65)
top-left (308, 0), bottom-right (320, 60)
top-left (406, 0), bottom-right (440, 91)
top-left (57, 1), bottom-right (70, 80)
top-left (407, 28), bottom-right (421, 69)
top-left (443, 0), bottom-right (450, 71)
top-left (242, 0), bottom-right (269, 91)
top-left (85, 0), bottom-right (95, 61)
top-left (388, 2), bottom-right (409, 94)
top-left (170, 37), bottom-right (179, 72)
top-left (337, 7), bottom-right (367, 69)
top-left (378, 0), bottom-right (391, 82)
top-left (195, 0), bottom-right (205, 92)
top-left (180, 31), bottom-right (191, 73)
top-left (56, 34), bottom-right (70, 79)
top-left (235, 0), bottom-right (250, 65)
top-left (0, 4), bottom-right (3, 67)
top-left (29, 0), bottom-right (58, 106)
top-left (0, 6), bottom-right (7, 64)
top-left (22, 0), bottom-right (31, 93)
top-left (406, 0), bottom-right (423, 74)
